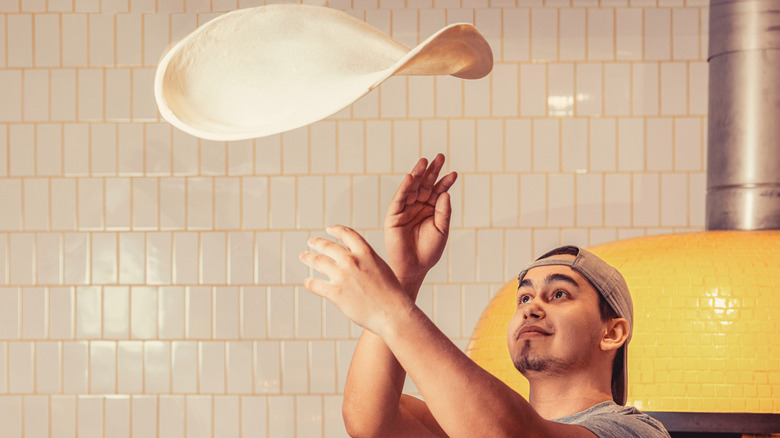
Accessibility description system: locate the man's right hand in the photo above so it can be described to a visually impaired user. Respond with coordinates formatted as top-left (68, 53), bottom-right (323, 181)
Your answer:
top-left (384, 154), bottom-right (457, 290)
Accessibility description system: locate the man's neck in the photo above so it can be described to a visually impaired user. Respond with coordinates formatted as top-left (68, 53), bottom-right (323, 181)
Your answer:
top-left (526, 371), bottom-right (614, 420)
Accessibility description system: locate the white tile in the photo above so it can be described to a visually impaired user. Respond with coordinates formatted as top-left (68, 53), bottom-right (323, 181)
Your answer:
top-left (520, 63), bottom-right (546, 116)
top-left (577, 173), bottom-right (603, 226)
top-left (159, 286), bottom-right (185, 339)
top-left (560, 8), bottom-right (585, 61)
top-left (646, 118), bottom-right (673, 171)
top-left (119, 233), bottom-right (145, 284)
top-left (240, 287), bottom-right (266, 340)
top-left (281, 127), bottom-right (309, 175)
top-left (214, 287), bottom-right (239, 340)
top-left (449, 229), bottom-right (476, 282)
top-left (50, 287), bottom-right (74, 339)
top-left (588, 8), bottom-right (614, 60)
top-left (0, 71), bottom-right (21, 121)
top-left (200, 140), bottom-right (226, 176)
top-left (256, 341), bottom-right (281, 393)
top-left (215, 177), bottom-right (240, 230)
top-left (548, 63), bottom-right (574, 116)
top-left (447, 8), bottom-right (474, 25)
top-left (64, 234), bottom-right (90, 285)
top-left (616, 8), bottom-right (641, 61)
top-left (131, 286), bottom-right (157, 339)
top-left (76, 286), bottom-right (101, 339)
top-left (9, 124), bottom-right (35, 176)
top-left (463, 284), bottom-right (490, 335)
top-left (89, 14), bottom-right (115, 66)
top-left (392, 8), bottom-right (418, 48)
top-left (672, 7), bottom-right (700, 60)
top-left (435, 75), bottom-right (462, 117)
top-left (632, 63), bottom-right (659, 115)
top-left (520, 174), bottom-right (546, 226)
top-left (590, 118), bottom-right (617, 171)
top-left (503, 8), bottom-right (530, 61)
top-left (50, 179), bottom-right (76, 231)
top-left (491, 64), bottom-right (518, 117)
top-left (9, 234), bottom-right (34, 285)
top-left (61, 15), bottom-right (87, 66)
top-left (147, 232), bottom-right (172, 285)
top-left (51, 396), bottom-right (76, 437)
top-left (660, 62), bottom-right (687, 115)
top-left (37, 233), bottom-right (62, 285)
top-left (380, 76), bottom-right (407, 118)
top-left (50, 70), bottom-right (76, 121)
top-left (214, 396), bottom-right (240, 438)
top-left (464, 75), bottom-right (490, 117)
top-left (477, 229), bottom-right (504, 282)
top-left (226, 341), bottom-right (253, 394)
top-left (23, 70), bottom-right (49, 122)
top-left (21, 288), bottom-right (45, 339)
top-left (186, 286), bottom-right (212, 339)
top-left (561, 118), bottom-right (587, 172)
top-left (296, 287), bottom-right (322, 339)
top-left (491, 173), bottom-right (518, 227)
top-left (75, 0), bottom-right (100, 11)
top-left (172, 130), bottom-right (198, 176)
top-left (24, 396), bottom-right (49, 438)
top-left (105, 178), bottom-right (129, 230)
top-left (688, 61), bottom-right (708, 116)
top-left (268, 287), bottom-right (294, 339)
top-left (198, 233), bottom-right (227, 284)
top-left (337, 121), bottom-right (364, 174)
top-left (531, 8), bottom-right (557, 61)
top-left (106, 68), bottom-right (132, 122)
top-left (227, 140), bottom-right (253, 176)
top-left (159, 396), bottom-right (185, 438)
top-left (269, 396), bottom-right (295, 437)
top-left (117, 341), bottom-right (143, 393)
top-left (700, 7), bottom-right (709, 60)
top-left (7, 15), bottom-right (32, 67)
top-left (160, 178), bottom-right (186, 230)
top-left (463, 173), bottom-right (490, 228)
top-left (323, 299), bottom-right (349, 339)
top-left (132, 178), bottom-right (158, 230)
top-left (187, 177), bottom-right (213, 230)
top-left (449, 119), bottom-right (476, 172)
top-left (661, 173), bottom-right (688, 226)
top-left (309, 341), bottom-right (335, 393)
top-left (475, 8), bottom-right (501, 60)
top-left (589, 228), bottom-right (618, 246)
top-left (91, 123), bottom-right (116, 176)
top-left (78, 396), bottom-right (104, 437)
top-left (281, 340), bottom-right (308, 393)
top-left (103, 286), bottom-right (129, 339)
top-left (200, 341), bottom-right (226, 393)
top-left (144, 341), bottom-right (171, 394)
top-left (116, 124), bottom-right (143, 175)
top-left (227, 232), bottom-right (253, 285)
top-left (63, 124), bottom-right (89, 176)
top-left (689, 172), bottom-right (706, 228)
top-left (477, 119), bottom-right (503, 172)
top-left (186, 396), bottom-right (212, 438)
top-left (674, 117), bottom-right (702, 171)
top-left (0, 179), bottom-right (22, 230)
top-left (171, 341), bottom-right (197, 393)
top-left (645, 8), bottom-right (672, 60)
top-left (532, 229), bottom-right (561, 259)
top-left (633, 173), bottom-right (660, 227)
top-left (336, 340), bottom-right (357, 389)
top-left (548, 174), bottom-right (575, 227)
top-left (353, 176), bottom-right (380, 228)
top-left (533, 119), bottom-right (559, 172)
top-left (296, 396), bottom-right (323, 437)
top-left (132, 396), bottom-right (158, 438)
top-left (240, 177), bottom-right (268, 230)
top-left (421, 120), bottom-right (448, 163)
top-left (23, 178), bottom-right (49, 230)
top-left (618, 118), bottom-right (645, 171)
top-left (365, 121), bottom-right (392, 174)
top-left (604, 63), bottom-right (631, 116)
top-left (117, 14), bottom-right (142, 65)
top-left (255, 232), bottom-right (281, 285)
top-left (63, 341), bottom-right (88, 393)
top-left (241, 396), bottom-right (267, 438)
top-left (9, 342), bottom-right (34, 392)
top-left (392, 121), bottom-right (420, 172)
top-left (575, 63), bottom-right (602, 116)
top-left (90, 341), bottom-right (116, 393)
top-left (0, 396), bottom-right (20, 437)
top-left (408, 76), bottom-right (435, 119)
top-left (35, 124), bottom-right (62, 176)
top-left (282, 230), bottom-right (308, 285)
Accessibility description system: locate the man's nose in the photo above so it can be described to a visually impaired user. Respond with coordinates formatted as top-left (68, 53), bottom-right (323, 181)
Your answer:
top-left (522, 301), bottom-right (545, 320)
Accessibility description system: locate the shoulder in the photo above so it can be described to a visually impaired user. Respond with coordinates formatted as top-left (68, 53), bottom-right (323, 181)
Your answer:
top-left (554, 402), bottom-right (670, 438)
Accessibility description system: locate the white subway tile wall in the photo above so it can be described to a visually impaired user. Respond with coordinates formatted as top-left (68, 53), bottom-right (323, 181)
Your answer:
top-left (0, 0), bottom-right (708, 436)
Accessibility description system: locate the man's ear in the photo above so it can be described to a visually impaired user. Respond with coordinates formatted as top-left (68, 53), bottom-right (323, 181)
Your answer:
top-left (600, 318), bottom-right (629, 352)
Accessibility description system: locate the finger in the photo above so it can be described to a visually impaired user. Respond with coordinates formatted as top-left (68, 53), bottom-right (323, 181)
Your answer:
top-left (433, 192), bottom-right (452, 236)
top-left (299, 250), bottom-right (339, 276)
top-left (405, 158), bottom-right (429, 204)
top-left (326, 225), bottom-right (372, 255)
top-left (302, 277), bottom-right (335, 298)
top-left (427, 171), bottom-right (458, 206)
top-left (306, 236), bottom-right (349, 259)
top-left (386, 173), bottom-right (415, 218)
top-left (417, 153), bottom-right (445, 202)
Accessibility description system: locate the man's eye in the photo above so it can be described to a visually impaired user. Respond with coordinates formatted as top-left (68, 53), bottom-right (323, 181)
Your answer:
top-left (553, 290), bottom-right (567, 299)
top-left (518, 295), bottom-right (532, 304)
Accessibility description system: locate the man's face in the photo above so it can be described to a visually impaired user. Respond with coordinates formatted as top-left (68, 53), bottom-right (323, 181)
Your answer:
top-left (506, 257), bottom-right (607, 377)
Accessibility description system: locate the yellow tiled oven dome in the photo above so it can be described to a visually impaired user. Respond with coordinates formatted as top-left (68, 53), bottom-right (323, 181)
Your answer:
top-left (466, 231), bottom-right (780, 414)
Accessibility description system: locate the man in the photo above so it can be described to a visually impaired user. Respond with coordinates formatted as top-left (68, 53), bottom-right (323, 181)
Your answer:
top-left (299, 155), bottom-right (669, 437)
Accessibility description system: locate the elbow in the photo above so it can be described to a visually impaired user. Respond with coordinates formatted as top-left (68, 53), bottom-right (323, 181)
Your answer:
top-left (342, 400), bottom-right (386, 438)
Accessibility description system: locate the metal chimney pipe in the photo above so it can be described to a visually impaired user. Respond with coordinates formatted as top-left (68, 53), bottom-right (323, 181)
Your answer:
top-left (706, 0), bottom-right (780, 230)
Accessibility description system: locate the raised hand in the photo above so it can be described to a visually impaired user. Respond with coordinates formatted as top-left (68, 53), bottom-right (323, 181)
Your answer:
top-left (299, 225), bottom-right (413, 335)
top-left (385, 154), bottom-right (457, 287)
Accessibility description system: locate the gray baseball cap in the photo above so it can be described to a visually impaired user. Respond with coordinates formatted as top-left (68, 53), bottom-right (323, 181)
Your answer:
top-left (516, 245), bottom-right (633, 406)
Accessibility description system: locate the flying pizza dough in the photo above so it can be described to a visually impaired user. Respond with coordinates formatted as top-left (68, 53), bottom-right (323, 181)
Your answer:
top-left (155, 4), bottom-right (493, 141)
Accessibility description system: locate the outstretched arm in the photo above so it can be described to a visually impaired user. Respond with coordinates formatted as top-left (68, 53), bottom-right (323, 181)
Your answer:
top-left (300, 226), bottom-right (598, 438)
top-left (341, 155), bottom-right (456, 437)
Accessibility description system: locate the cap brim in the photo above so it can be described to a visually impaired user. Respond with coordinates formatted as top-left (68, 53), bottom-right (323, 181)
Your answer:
top-left (155, 4), bottom-right (493, 141)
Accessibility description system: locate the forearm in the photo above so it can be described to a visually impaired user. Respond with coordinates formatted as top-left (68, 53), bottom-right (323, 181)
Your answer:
top-left (380, 304), bottom-right (545, 438)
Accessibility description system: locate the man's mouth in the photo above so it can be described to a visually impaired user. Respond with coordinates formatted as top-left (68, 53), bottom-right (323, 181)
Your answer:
top-left (516, 324), bottom-right (553, 339)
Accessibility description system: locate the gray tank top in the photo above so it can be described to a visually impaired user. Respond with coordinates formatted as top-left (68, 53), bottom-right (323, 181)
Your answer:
top-left (553, 401), bottom-right (670, 438)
